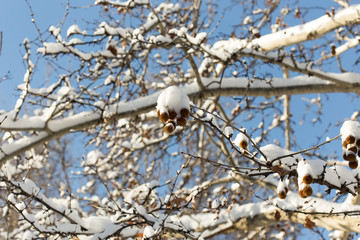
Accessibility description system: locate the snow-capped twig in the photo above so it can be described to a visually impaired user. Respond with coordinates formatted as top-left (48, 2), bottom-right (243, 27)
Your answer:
top-left (269, 134), bottom-right (341, 165)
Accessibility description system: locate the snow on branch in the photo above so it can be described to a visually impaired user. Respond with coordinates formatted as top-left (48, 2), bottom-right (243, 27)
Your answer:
top-left (252, 4), bottom-right (360, 51)
top-left (205, 42), bottom-right (360, 88)
top-left (182, 108), bottom-right (360, 199)
top-left (317, 36), bottom-right (360, 63)
top-left (174, 191), bottom-right (360, 236)
top-left (2, 1), bottom-right (360, 238)
top-left (198, 4), bottom-right (360, 56)
top-left (95, 0), bottom-right (149, 8)
top-left (1, 173), bottom-right (204, 239)
top-left (0, 74), bottom-right (357, 167)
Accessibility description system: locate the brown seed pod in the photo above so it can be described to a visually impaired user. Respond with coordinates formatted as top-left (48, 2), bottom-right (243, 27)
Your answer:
top-left (346, 135), bottom-right (356, 144)
top-left (331, 44), bottom-right (336, 55)
top-left (180, 108), bottom-right (190, 118)
top-left (168, 109), bottom-right (177, 120)
top-left (303, 184), bottom-right (313, 197)
top-left (159, 111), bottom-right (169, 123)
top-left (299, 189), bottom-right (306, 198)
top-left (302, 173), bottom-right (313, 184)
top-left (347, 152), bottom-right (356, 162)
top-left (284, 187), bottom-right (289, 193)
top-left (343, 151), bottom-right (349, 161)
top-left (239, 140), bottom-right (248, 149)
top-left (343, 141), bottom-right (348, 148)
top-left (107, 45), bottom-right (118, 55)
top-left (164, 121), bottom-right (176, 134)
top-left (348, 146), bottom-right (358, 154)
top-left (278, 191), bottom-right (286, 199)
top-left (349, 161), bottom-right (358, 169)
top-left (176, 117), bottom-right (187, 127)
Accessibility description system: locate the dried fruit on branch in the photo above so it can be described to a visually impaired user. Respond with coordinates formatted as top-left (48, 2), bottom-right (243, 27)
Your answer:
top-left (349, 161), bottom-right (358, 169)
top-left (180, 108), bottom-right (190, 118)
top-left (233, 130), bottom-right (249, 150)
top-left (302, 173), bottom-right (313, 184)
top-left (156, 86), bottom-right (191, 131)
top-left (176, 117), bottom-right (187, 127)
top-left (164, 120), bottom-right (176, 134)
top-left (304, 217), bottom-right (316, 229)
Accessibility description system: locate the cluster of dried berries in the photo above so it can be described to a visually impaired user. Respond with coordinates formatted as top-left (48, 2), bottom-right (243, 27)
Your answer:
top-left (156, 86), bottom-right (191, 134)
top-left (342, 134), bottom-right (359, 169)
top-left (277, 180), bottom-right (289, 199)
top-left (277, 188), bottom-right (288, 199)
top-left (277, 170), bottom-right (313, 199)
top-left (158, 107), bottom-right (190, 134)
top-left (298, 173), bottom-right (313, 198)
top-left (295, 159), bottom-right (314, 199)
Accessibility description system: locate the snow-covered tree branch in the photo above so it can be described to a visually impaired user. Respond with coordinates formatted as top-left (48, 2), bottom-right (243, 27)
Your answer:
top-left (1, 0), bottom-right (360, 239)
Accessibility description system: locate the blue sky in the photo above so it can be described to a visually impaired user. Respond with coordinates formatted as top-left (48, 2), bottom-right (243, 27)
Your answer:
top-left (0, 1), bottom-right (65, 108)
top-left (0, 0), bottom-right (98, 108)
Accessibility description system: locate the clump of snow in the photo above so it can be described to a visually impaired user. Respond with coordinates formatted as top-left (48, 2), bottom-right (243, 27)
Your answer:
top-left (329, 230), bottom-right (343, 240)
top-left (297, 159), bottom-right (313, 182)
top-left (304, 159), bottom-right (327, 178)
top-left (296, 159), bottom-right (318, 198)
top-left (324, 166), bottom-right (357, 193)
top-left (277, 179), bottom-right (288, 198)
top-left (156, 86), bottom-right (191, 133)
top-left (260, 144), bottom-right (302, 171)
top-left (1, 162), bottom-right (19, 180)
top-left (83, 215), bottom-right (113, 232)
top-left (243, 16), bottom-right (253, 25)
top-left (66, 24), bottom-right (87, 37)
top-left (201, 112), bottom-right (220, 129)
top-left (233, 129), bottom-right (248, 149)
top-left (49, 25), bottom-right (61, 39)
top-left (124, 180), bottom-right (159, 205)
top-left (340, 120), bottom-right (360, 142)
top-left (86, 149), bottom-right (105, 165)
top-left (104, 75), bottom-right (116, 85)
top-left (143, 226), bottom-right (155, 238)
top-left (157, 86), bottom-right (190, 116)
top-left (223, 126), bottom-right (233, 138)
top-left (230, 182), bottom-right (240, 191)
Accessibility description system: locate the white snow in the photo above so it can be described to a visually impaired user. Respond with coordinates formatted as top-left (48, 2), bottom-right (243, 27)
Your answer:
top-left (124, 180), bottom-right (159, 204)
top-left (156, 86), bottom-right (190, 116)
top-left (223, 126), bottom-right (233, 138)
top-left (260, 144), bottom-right (302, 171)
top-left (297, 159), bottom-right (313, 182)
top-left (233, 130), bottom-right (248, 148)
top-left (86, 149), bottom-right (105, 165)
top-left (252, 4), bottom-right (360, 51)
top-left (66, 24), bottom-right (87, 37)
top-left (340, 120), bottom-right (360, 142)
top-left (143, 226), bottom-right (155, 238)
top-left (324, 166), bottom-right (357, 193)
top-left (49, 25), bottom-right (61, 38)
top-left (83, 216), bottom-right (113, 232)
top-left (277, 180), bottom-right (288, 194)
